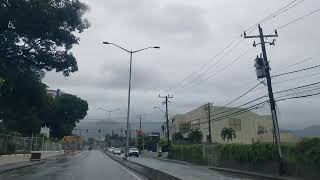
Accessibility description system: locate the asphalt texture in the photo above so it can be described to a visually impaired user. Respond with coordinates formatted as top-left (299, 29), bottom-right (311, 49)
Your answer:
top-left (0, 150), bottom-right (147, 180)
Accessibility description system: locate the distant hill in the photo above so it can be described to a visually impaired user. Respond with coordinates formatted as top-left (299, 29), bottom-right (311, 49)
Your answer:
top-left (293, 125), bottom-right (320, 137)
top-left (74, 120), bottom-right (163, 139)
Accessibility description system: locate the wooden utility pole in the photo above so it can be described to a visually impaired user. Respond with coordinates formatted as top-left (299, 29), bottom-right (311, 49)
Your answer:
top-left (204, 103), bottom-right (213, 143)
top-left (244, 24), bottom-right (285, 175)
top-left (159, 94), bottom-right (173, 158)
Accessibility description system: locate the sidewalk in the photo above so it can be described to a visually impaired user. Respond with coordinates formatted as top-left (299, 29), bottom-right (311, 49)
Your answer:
top-left (137, 152), bottom-right (296, 180)
top-left (0, 152), bottom-right (72, 174)
top-left (129, 156), bottom-right (263, 180)
top-left (0, 161), bottom-right (44, 174)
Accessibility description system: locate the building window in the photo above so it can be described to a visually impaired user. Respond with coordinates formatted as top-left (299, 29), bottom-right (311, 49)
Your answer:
top-left (179, 122), bottom-right (191, 133)
top-left (191, 119), bottom-right (200, 131)
top-left (229, 118), bottom-right (241, 131)
top-left (257, 125), bottom-right (268, 135)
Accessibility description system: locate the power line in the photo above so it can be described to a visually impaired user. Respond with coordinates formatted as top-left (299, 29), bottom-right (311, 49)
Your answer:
top-left (245, 0), bottom-right (305, 33)
top-left (172, 38), bottom-right (244, 92)
top-left (276, 8), bottom-right (320, 30)
top-left (272, 72), bottom-right (320, 85)
top-left (211, 82), bottom-right (263, 113)
top-left (273, 81), bottom-right (320, 94)
top-left (187, 47), bottom-right (251, 89)
top-left (276, 91), bottom-right (320, 102)
top-left (275, 86), bottom-right (320, 99)
top-left (272, 64), bottom-right (320, 78)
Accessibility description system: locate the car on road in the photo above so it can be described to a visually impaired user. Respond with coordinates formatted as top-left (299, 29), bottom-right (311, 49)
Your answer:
top-left (113, 148), bottom-right (121, 155)
top-left (108, 147), bottom-right (115, 153)
top-left (129, 148), bottom-right (139, 157)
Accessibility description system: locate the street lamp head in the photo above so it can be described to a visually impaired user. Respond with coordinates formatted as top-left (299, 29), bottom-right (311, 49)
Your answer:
top-left (103, 42), bottom-right (110, 45)
top-left (153, 46), bottom-right (160, 49)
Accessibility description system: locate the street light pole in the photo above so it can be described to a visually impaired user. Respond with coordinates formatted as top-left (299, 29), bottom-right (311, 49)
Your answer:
top-left (102, 42), bottom-right (159, 159)
top-left (125, 51), bottom-right (133, 158)
top-left (97, 108), bottom-right (120, 121)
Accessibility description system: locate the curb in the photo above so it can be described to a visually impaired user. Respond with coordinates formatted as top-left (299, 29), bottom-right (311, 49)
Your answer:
top-left (0, 153), bottom-right (69, 174)
top-left (156, 158), bottom-right (190, 165)
top-left (209, 166), bottom-right (299, 180)
top-left (105, 152), bottom-right (182, 180)
top-left (0, 161), bottom-right (45, 174)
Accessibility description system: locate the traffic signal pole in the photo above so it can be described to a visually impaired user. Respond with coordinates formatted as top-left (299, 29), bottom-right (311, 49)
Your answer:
top-left (244, 25), bottom-right (285, 175)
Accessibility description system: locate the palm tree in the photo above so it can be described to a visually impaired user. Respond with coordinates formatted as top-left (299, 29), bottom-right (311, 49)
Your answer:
top-left (221, 127), bottom-right (236, 143)
top-left (161, 125), bottom-right (165, 139)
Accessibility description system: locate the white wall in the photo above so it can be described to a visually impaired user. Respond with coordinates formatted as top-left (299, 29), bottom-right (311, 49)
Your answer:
top-left (0, 151), bottom-right (65, 165)
top-left (0, 154), bottom-right (31, 165)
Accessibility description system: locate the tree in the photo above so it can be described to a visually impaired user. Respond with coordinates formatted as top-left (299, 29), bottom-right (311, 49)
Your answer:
top-left (0, 0), bottom-right (89, 136)
top-left (161, 124), bottom-right (165, 138)
top-left (0, 69), bottom-right (50, 135)
top-left (187, 130), bottom-right (203, 144)
top-left (48, 94), bottom-right (88, 139)
top-left (221, 127), bottom-right (236, 142)
top-left (0, 0), bottom-right (90, 76)
top-left (172, 132), bottom-right (184, 142)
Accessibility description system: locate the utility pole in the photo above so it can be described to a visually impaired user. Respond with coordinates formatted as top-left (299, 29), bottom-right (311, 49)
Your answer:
top-left (137, 114), bottom-right (144, 151)
top-left (120, 127), bottom-right (123, 146)
top-left (244, 25), bottom-right (285, 175)
top-left (204, 103), bottom-right (213, 143)
top-left (159, 94), bottom-right (173, 158)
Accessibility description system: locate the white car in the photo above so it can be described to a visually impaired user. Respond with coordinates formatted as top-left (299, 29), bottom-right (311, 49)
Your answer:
top-left (129, 148), bottom-right (139, 157)
top-left (108, 147), bottom-right (115, 153)
top-left (113, 148), bottom-right (121, 155)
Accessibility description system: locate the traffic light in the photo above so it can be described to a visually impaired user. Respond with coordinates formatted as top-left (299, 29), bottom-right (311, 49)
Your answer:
top-left (98, 129), bottom-right (101, 133)
top-left (86, 129), bottom-right (88, 132)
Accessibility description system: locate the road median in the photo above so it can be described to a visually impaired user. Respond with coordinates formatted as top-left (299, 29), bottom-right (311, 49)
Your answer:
top-left (105, 152), bottom-right (182, 180)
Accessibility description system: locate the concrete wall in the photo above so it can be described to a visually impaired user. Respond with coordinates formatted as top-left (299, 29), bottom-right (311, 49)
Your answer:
top-left (0, 154), bottom-right (31, 165)
top-left (33, 151), bottom-right (64, 159)
top-left (0, 151), bottom-right (64, 165)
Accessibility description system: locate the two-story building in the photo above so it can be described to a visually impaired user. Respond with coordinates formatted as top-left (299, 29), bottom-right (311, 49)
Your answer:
top-left (171, 105), bottom-right (299, 144)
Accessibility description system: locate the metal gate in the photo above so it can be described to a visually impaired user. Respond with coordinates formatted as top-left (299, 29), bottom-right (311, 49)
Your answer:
top-left (203, 143), bottom-right (220, 166)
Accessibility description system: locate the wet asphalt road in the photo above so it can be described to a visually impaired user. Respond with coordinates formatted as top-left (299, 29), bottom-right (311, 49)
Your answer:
top-left (0, 150), bottom-right (147, 180)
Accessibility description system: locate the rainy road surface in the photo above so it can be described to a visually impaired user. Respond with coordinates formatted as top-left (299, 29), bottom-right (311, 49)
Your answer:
top-left (0, 150), bottom-right (147, 180)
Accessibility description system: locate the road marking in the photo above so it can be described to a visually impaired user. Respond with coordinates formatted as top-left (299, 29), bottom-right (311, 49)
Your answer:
top-left (103, 152), bottom-right (143, 180)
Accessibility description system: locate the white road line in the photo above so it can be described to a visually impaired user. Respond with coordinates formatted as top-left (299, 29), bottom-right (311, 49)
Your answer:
top-left (103, 153), bottom-right (143, 180)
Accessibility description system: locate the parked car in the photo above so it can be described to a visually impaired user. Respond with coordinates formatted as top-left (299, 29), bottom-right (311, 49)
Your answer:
top-left (113, 148), bottom-right (121, 155)
top-left (129, 148), bottom-right (139, 157)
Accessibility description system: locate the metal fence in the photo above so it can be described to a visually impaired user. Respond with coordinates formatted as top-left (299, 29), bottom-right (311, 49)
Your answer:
top-left (203, 143), bottom-right (220, 166)
top-left (0, 134), bottom-right (62, 155)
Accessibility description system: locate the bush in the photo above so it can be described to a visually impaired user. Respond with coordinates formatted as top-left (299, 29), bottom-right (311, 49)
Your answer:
top-left (172, 144), bottom-right (204, 164)
top-left (171, 138), bottom-right (320, 167)
top-left (295, 138), bottom-right (320, 165)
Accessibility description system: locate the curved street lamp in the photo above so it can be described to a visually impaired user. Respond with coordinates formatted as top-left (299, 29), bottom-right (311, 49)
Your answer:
top-left (153, 106), bottom-right (166, 115)
top-left (102, 41), bottom-right (160, 158)
top-left (97, 108), bottom-right (120, 121)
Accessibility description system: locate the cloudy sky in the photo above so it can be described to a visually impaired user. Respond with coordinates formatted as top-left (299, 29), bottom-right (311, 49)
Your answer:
top-left (44, 0), bottom-right (320, 130)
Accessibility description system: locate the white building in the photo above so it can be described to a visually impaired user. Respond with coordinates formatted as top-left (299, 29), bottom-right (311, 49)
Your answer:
top-left (40, 125), bottom-right (50, 138)
top-left (171, 105), bottom-right (299, 144)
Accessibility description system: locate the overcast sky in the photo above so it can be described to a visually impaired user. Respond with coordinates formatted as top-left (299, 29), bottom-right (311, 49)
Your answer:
top-left (44, 0), bottom-right (320, 130)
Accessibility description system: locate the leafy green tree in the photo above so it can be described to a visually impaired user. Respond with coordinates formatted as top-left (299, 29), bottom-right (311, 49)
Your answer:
top-left (0, 0), bottom-right (89, 76)
top-left (221, 127), bottom-right (236, 142)
top-left (48, 94), bottom-right (88, 139)
top-left (0, 69), bottom-right (49, 135)
top-left (187, 130), bottom-right (203, 144)
top-left (0, 0), bottom-right (89, 136)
